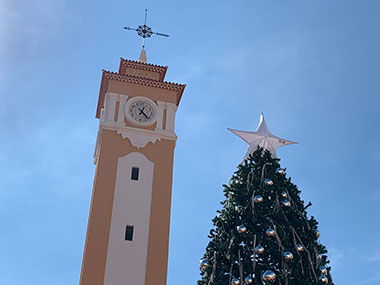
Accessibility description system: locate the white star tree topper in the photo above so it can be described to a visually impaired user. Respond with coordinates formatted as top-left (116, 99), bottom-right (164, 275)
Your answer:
top-left (228, 113), bottom-right (298, 160)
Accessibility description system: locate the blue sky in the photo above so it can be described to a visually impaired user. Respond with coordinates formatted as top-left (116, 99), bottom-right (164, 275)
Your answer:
top-left (1, 0), bottom-right (380, 284)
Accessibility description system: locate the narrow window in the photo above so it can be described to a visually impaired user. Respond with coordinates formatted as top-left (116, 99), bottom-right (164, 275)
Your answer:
top-left (131, 167), bottom-right (139, 181)
top-left (125, 225), bottom-right (134, 241)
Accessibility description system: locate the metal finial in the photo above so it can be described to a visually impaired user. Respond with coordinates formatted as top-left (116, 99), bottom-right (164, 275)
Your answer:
top-left (123, 9), bottom-right (169, 50)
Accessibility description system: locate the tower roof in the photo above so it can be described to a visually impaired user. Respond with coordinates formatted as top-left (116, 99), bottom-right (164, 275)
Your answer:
top-left (118, 57), bottom-right (168, 79)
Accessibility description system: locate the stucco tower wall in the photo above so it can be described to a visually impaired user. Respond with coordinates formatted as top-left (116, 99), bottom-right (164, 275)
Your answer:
top-left (80, 129), bottom-right (176, 285)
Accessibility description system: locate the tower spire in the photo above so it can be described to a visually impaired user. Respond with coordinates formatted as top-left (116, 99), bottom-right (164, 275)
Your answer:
top-left (139, 49), bottom-right (147, 63)
top-left (123, 9), bottom-right (169, 63)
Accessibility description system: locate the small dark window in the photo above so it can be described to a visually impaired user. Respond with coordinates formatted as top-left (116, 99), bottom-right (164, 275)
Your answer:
top-left (125, 225), bottom-right (134, 241)
top-left (131, 167), bottom-right (139, 181)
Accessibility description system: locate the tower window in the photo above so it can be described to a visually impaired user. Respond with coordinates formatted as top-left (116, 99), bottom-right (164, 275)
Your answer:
top-left (131, 167), bottom-right (139, 181)
top-left (125, 225), bottom-right (134, 241)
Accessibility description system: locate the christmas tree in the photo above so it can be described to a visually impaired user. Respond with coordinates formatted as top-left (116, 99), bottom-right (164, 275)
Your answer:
top-left (198, 115), bottom-right (333, 285)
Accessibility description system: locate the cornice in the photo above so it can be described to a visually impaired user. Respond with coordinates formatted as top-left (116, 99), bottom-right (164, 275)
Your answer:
top-left (101, 121), bottom-right (176, 147)
top-left (104, 71), bottom-right (185, 92)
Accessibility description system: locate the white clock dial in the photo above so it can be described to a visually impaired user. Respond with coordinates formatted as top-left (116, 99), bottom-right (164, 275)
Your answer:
top-left (127, 100), bottom-right (156, 125)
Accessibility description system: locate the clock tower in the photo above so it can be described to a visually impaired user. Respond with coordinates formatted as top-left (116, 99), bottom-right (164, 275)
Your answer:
top-left (79, 57), bottom-right (186, 285)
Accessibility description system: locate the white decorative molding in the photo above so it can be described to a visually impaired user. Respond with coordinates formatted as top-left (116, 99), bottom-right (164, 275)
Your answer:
top-left (116, 94), bottom-right (128, 127)
top-left (100, 107), bottom-right (105, 124)
top-left (95, 93), bottom-right (178, 154)
top-left (117, 130), bottom-right (162, 149)
top-left (93, 129), bottom-right (102, 165)
top-left (94, 108), bottom-right (106, 164)
top-left (165, 102), bottom-right (177, 136)
top-left (155, 101), bottom-right (165, 131)
top-left (105, 93), bottom-right (118, 123)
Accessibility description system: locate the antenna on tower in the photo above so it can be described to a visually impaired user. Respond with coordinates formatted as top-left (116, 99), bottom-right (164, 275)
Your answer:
top-left (123, 9), bottom-right (169, 63)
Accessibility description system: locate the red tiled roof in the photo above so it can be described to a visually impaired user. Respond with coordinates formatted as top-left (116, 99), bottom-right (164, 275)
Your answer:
top-left (118, 58), bottom-right (168, 81)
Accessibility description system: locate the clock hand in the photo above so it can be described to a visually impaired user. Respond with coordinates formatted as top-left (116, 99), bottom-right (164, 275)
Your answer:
top-left (138, 107), bottom-right (150, 119)
top-left (142, 111), bottom-right (150, 119)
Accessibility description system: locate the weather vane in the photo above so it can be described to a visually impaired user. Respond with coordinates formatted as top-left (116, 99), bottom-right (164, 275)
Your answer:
top-left (123, 9), bottom-right (169, 52)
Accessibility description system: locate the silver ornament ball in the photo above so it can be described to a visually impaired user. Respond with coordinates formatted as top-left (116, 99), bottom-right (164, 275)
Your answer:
top-left (237, 225), bottom-right (247, 233)
top-left (262, 270), bottom-right (276, 282)
top-left (244, 276), bottom-right (253, 284)
top-left (231, 278), bottom-right (240, 285)
top-left (255, 244), bottom-right (265, 254)
top-left (296, 244), bottom-right (304, 252)
top-left (276, 168), bottom-right (285, 175)
top-left (264, 179), bottom-right (273, 186)
top-left (266, 228), bottom-right (276, 237)
top-left (316, 230), bottom-right (321, 238)
top-left (282, 199), bottom-right (291, 207)
top-left (283, 251), bottom-right (294, 261)
top-left (254, 195), bottom-right (264, 203)
top-left (236, 205), bottom-right (244, 214)
top-left (320, 266), bottom-right (327, 275)
top-left (200, 259), bottom-right (208, 271)
top-left (319, 275), bottom-right (328, 284)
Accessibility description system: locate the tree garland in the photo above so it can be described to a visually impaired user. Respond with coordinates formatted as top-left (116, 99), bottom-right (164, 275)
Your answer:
top-left (198, 147), bottom-right (333, 285)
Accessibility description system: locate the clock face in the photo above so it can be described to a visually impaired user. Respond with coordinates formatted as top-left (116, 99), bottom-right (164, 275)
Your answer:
top-left (127, 100), bottom-right (156, 125)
